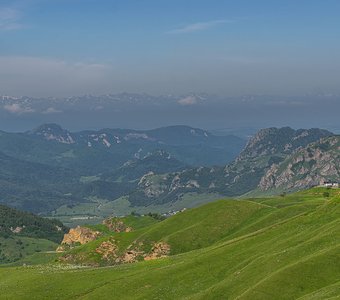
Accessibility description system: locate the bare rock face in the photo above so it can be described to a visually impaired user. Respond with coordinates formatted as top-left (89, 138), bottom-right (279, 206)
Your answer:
top-left (103, 218), bottom-right (133, 233)
top-left (59, 231), bottom-right (171, 265)
top-left (129, 127), bottom-right (332, 204)
top-left (119, 241), bottom-right (170, 263)
top-left (56, 226), bottom-right (101, 252)
top-left (144, 242), bottom-right (171, 261)
top-left (57, 215), bottom-right (170, 265)
top-left (259, 136), bottom-right (340, 191)
top-left (95, 239), bottom-right (170, 264)
top-left (238, 127), bottom-right (332, 161)
top-left (138, 172), bottom-right (168, 198)
top-left (118, 241), bottom-right (146, 264)
top-left (10, 226), bottom-right (24, 234)
top-left (30, 123), bottom-right (75, 144)
top-left (95, 240), bottom-right (119, 262)
top-left (258, 164), bottom-right (279, 190)
top-left (121, 249), bottom-right (145, 263)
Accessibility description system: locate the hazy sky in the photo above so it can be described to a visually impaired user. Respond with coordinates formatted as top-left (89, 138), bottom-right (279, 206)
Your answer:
top-left (1, 0), bottom-right (340, 97)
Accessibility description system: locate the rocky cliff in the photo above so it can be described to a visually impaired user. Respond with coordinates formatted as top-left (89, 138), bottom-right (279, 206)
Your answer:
top-left (220, 127), bottom-right (334, 194)
top-left (56, 226), bottom-right (101, 252)
top-left (102, 218), bottom-right (133, 232)
top-left (130, 127), bottom-right (334, 203)
top-left (236, 127), bottom-right (332, 160)
top-left (259, 136), bottom-right (340, 191)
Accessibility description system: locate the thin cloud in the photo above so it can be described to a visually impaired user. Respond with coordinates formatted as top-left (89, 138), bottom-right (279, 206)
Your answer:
top-left (178, 96), bottom-right (198, 106)
top-left (0, 7), bottom-right (23, 31)
top-left (42, 107), bottom-right (63, 114)
top-left (167, 20), bottom-right (231, 34)
top-left (3, 103), bottom-right (35, 114)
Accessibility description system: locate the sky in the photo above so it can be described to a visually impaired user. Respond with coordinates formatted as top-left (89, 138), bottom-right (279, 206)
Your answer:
top-left (1, 0), bottom-right (340, 97)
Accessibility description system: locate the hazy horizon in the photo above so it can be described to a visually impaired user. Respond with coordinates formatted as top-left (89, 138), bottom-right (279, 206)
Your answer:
top-left (0, 93), bottom-right (339, 135)
top-left (1, 0), bottom-right (339, 133)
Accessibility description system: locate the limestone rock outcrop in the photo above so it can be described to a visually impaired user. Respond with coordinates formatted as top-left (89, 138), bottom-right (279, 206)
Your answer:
top-left (56, 226), bottom-right (101, 252)
top-left (103, 218), bottom-right (132, 233)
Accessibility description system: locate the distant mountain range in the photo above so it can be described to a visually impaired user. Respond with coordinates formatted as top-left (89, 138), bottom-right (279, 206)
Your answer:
top-left (1, 93), bottom-right (340, 135)
top-left (28, 123), bottom-right (245, 168)
top-left (0, 124), bottom-right (244, 213)
top-left (0, 123), bottom-right (245, 175)
top-left (0, 123), bottom-right (338, 219)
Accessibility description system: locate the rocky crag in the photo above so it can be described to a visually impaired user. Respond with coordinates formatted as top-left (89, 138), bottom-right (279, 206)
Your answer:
top-left (57, 216), bottom-right (170, 266)
top-left (56, 226), bottom-right (101, 252)
top-left (259, 135), bottom-right (340, 191)
top-left (129, 127), bottom-right (334, 203)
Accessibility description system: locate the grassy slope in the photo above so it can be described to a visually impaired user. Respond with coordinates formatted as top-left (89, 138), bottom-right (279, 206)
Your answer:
top-left (0, 237), bottom-right (57, 264)
top-left (0, 203), bottom-right (66, 265)
top-left (0, 188), bottom-right (339, 299)
top-left (59, 199), bottom-right (267, 266)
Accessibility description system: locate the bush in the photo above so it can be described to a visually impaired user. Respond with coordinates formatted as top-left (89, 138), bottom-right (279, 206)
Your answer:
top-left (147, 212), bottom-right (165, 221)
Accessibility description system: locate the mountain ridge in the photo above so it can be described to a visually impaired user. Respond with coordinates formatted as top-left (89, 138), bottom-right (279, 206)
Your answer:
top-left (0, 124), bottom-right (337, 219)
top-left (259, 135), bottom-right (340, 191)
top-left (130, 126), bottom-right (335, 206)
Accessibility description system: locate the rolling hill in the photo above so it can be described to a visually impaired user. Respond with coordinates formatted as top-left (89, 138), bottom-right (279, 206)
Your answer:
top-left (101, 150), bottom-right (188, 182)
top-left (0, 150), bottom-right (83, 212)
top-left (0, 204), bottom-right (68, 264)
top-left (0, 188), bottom-right (339, 299)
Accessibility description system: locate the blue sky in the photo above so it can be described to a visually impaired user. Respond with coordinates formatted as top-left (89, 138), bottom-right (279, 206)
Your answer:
top-left (1, 0), bottom-right (340, 96)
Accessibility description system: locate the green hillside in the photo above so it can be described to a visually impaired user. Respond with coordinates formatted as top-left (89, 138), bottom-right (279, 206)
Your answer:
top-left (0, 204), bottom-right (68, 242)
top-left (0, 236), bottom-right (57, 265)
top-left (102, 150), bottom-right (187, 182)
top-left (0, 188), bottom-right (339, 299)
top-left (0, 204), bottom-right (68, 264)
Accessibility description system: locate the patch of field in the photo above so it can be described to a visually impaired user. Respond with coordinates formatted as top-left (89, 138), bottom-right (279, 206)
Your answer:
top-left (51, 193), bottom-right (223, 227)
top-left (79, 176), bottom-right (101, 183)
top-left (0, 237), bottom-right (57, 265)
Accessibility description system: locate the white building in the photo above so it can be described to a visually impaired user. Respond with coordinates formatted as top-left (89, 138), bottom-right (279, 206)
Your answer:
top-left (322, 181), bottom-right (339, 188)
